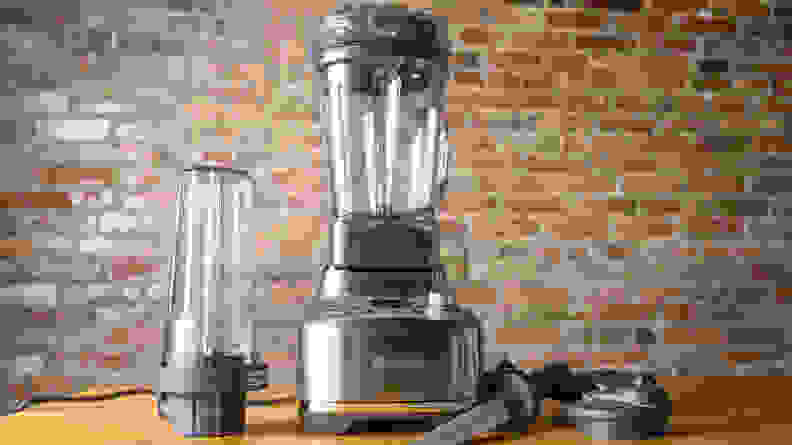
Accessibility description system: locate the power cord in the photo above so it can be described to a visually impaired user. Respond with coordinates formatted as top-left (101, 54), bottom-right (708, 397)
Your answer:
top-left (11, 387), bottom-right (155, 414)
top-left (12, 390), bottom-right (293, 415)
top-left (10, 369), bottom-right (288, 415)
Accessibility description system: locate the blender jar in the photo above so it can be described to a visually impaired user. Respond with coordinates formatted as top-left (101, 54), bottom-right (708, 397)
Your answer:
top-left (317, 4), bottom-right (451, 219)
top-left (165, 166), bottom-right (255, 361)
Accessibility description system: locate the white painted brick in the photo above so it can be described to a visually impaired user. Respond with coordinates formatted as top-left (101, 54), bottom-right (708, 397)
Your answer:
top-left (124, 194), bottom-right (146, 209)
top-left (115, 122), bottom-right (138, 138)
top-left (95, 307), bottom-right (123, 322)
top-left (37, 119), bottom-right (110, 142)
top-left (46, 236), bottom-right (73, 250)
top-left (99, 211), bottom-right (138, 233)
top-left (24, 91), bottom-right (69, 113)
top-left (79, 236), bottom-right (114, 253)
top-left (86, 16), bottom-right (105, 27)
top-left (82, 215), bottom-right (98, 233)
top-left (78, 144), bottom-right (134, 162)
top-left (14, 354), bottom-right (46, 376)
top-left (75, 102), bottom-right (136, 114)
top-left (102, 190), bottom-right (114, 206)
top-left (122, 174), bottom-right (139, 185)
top-left (135, 88), bottom-right (173, 100)
top-left (168, 56), bottom-right (185, 81)
top-left (0, 282), bottom-right (57, 307)
top-left (63, 282), bottom-right (113, 305)
top-left (144, 283), bottom-right (165, 302)
top-left (122, 287), bottom-right (143, 301)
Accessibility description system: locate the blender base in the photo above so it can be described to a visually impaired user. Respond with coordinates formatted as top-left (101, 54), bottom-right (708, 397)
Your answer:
top-left (157, 354), bottom-right (247, 437)
top-left (301, 412), bottom-right (456, 434)
top-left (158, 392), bottom-right (246, 437)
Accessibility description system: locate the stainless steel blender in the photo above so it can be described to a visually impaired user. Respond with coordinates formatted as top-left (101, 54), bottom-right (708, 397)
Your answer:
top-left (300, 3), bottom-right (482, 433)
top-left (156, 166), bottom-right (258, 437)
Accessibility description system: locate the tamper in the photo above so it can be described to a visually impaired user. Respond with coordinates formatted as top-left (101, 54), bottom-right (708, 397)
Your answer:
top-left (411, 360), bottom-right (672, 444)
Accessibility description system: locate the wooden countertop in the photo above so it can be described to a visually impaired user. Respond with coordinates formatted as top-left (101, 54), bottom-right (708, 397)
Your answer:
top-left (3, 377), bottom-right (792, 444)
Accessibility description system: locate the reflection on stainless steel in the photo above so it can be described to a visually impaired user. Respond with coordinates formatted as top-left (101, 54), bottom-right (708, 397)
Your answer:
top-left (301, 311), bottom-right (480, 421)
top-left (384, 69), bottom-right (401, 215)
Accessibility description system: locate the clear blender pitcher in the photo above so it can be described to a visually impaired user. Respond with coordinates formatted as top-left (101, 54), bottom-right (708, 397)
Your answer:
top-left (320, 3), bottom-right (451, 220)
top-left (316, 2), bottom-right (452, 284)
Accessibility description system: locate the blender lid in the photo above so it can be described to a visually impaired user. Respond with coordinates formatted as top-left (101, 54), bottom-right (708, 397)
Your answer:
top-left (317, 3), bottom-right (449, 58)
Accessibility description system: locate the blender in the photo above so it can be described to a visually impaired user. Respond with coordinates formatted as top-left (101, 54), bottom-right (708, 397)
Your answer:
top-left (155, 166), bottom-right (259, 437)
top-left (299, 3), bottom-right (483, 433)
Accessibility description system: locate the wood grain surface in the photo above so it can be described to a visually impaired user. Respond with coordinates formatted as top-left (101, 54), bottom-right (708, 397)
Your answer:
top-left (2, 377), bottom-right (792, 444)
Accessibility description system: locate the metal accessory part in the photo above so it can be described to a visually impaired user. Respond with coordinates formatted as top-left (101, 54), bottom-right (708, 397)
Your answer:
top-left (571, 370), bottom-right (672, 440)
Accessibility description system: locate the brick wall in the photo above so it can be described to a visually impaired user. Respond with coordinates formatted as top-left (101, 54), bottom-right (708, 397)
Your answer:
top-left (1, 0), bottom-right (791, 395)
